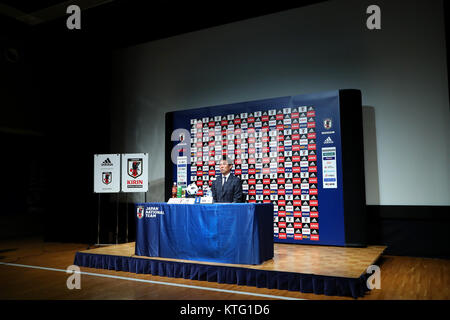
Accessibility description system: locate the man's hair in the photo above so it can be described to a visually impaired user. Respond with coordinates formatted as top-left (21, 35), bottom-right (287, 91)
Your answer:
top-left (221, 156), bottom-right (233, 166)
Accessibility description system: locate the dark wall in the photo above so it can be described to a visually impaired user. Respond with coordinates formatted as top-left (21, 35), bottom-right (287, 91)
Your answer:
top-left (367, 206), bottom-right (450, 259)
top-left (0, 14), bottom-right (112, 243)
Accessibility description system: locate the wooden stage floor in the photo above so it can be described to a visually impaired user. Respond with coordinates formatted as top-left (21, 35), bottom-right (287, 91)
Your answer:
top-left (77, 242), bottom-right (386, 279)
top-left (1, 237), bottom-right (449, 300)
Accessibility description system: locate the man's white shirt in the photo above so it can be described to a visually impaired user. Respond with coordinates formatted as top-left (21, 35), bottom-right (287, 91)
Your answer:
top-left (222, 172), bottom-right (231, 186)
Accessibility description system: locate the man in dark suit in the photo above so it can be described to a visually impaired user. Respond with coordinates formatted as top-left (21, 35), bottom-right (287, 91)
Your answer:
top-left (211, 157), bottom-right (243, 203)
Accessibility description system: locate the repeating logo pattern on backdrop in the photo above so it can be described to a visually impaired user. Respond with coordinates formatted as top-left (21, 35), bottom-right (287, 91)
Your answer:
top-left (189, 106), bottom-right (320, 241)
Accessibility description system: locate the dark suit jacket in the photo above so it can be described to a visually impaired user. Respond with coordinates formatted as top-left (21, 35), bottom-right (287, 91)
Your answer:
top-left (211, 174), bottom-right (243, 203)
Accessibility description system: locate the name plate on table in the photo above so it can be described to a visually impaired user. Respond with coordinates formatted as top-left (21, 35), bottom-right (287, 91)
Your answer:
top-left (200, 196), bottom-right (213, 204)
top-left (167, 198), bottom-right (196, 204)
top-left (167, 197), bottom-right (212, 204)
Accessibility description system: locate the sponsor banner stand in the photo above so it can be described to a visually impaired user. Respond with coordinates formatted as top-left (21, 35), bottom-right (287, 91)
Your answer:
top-left (94, 153), bottom-right (149, 246)
top-left (93, 154), bottom-right (121, 246)
top-left (121, 153), bottom-right (149, 244)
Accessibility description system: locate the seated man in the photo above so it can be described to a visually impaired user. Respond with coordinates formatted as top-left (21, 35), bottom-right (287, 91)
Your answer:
top-left (211, 157), bottom-right (243, 203)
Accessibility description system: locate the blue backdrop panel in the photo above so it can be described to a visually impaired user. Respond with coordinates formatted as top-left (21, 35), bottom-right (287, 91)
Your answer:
top-left (165, 89), bottom-right (366, 247)
top-left (135, 202), bottom-right (274, 265)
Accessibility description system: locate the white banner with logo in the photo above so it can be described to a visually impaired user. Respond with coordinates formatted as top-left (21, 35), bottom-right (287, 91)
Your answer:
top-left (93, 154), bottom-right (121, 193)
top-left (121, 153), bottom-right (149, 193)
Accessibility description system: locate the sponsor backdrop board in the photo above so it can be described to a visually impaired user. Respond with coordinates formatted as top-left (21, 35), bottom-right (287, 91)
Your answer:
top-left (121, 153), bottom-right (149, 193)
top-left (165, 90), bottom-right (367, 247)
top-left (94, 154), bottom-right (121, 193)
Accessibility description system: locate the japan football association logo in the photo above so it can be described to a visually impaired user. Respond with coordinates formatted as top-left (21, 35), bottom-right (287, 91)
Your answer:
top-left (102, 172), bottom-right (112, 185)
top-left (136, 206), bottom-right (144, 219)
top-left (324, 118), bottom-right (332, 130)
top-left (128, 158), bottom-right (142, 178)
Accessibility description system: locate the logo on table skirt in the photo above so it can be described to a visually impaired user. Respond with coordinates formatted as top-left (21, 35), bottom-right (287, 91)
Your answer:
top-left (136, 206), bottom-right (144, 219)
top-left (102, 172), bottom-right (112, 185)
top-left (128, 158), bottom-right (143, 178)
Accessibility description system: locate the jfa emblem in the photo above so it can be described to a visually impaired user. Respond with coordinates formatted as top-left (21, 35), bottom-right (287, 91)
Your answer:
top-left (324, 118), bottom-right (332, 130)
top-left (128, 158), bottom-right (142, 178)
top-left (102, 172), bottom-right (112, 185)
top-left (136, 206), bottom-right (144, 219)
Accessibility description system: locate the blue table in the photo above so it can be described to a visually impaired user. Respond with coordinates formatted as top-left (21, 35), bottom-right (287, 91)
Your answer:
top-left (135, 203), bottom-right (274, 265)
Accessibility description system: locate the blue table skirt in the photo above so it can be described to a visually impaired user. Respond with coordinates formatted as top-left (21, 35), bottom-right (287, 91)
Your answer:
top-left (135, 203), bottom-right (274, 265)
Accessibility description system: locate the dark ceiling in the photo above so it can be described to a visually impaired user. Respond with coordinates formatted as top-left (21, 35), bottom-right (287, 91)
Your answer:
top-left (1, 0), bottom-right (329, 48)
top-left (1, 0), bottom-right (71, 13)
